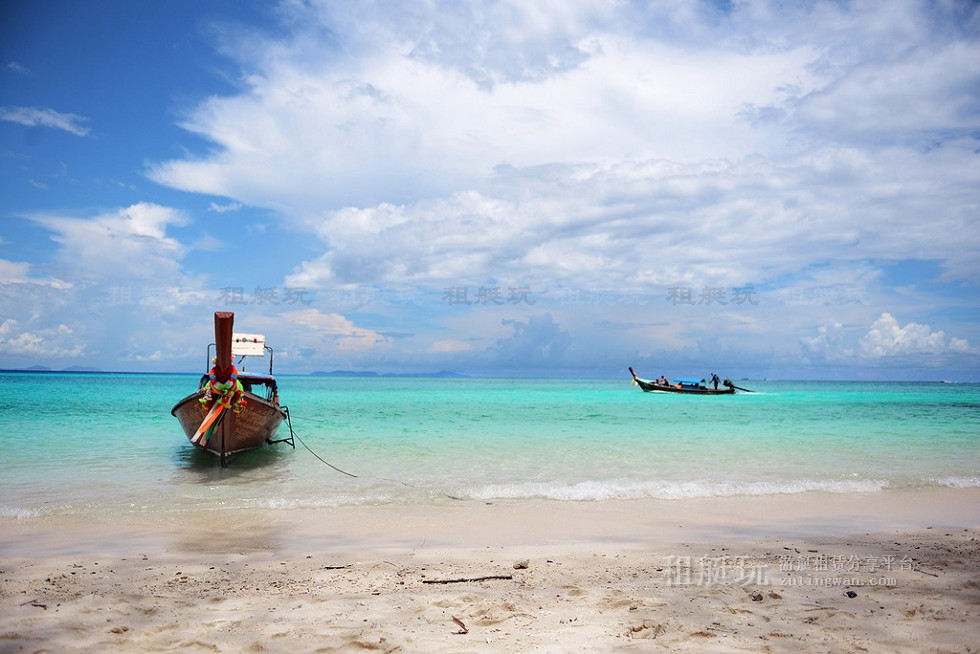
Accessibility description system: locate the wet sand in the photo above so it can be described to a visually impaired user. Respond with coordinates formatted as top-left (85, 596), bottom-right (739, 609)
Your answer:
top-left (2, 488), bottom-right (978, 653)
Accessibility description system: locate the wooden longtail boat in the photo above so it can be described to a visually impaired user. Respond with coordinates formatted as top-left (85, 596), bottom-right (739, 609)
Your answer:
top-left (171, 312), bottom-right (294, 466)
top-left (629, 367), bottom-right (736, 395)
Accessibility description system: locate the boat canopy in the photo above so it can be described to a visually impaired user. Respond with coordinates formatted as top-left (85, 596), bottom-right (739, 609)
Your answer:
top-left (238, 373), bottom-right (278, 401)
top-left (674, 378), bottom-right (704, 384)
top-left (239, 372), bottom-right (276, 384)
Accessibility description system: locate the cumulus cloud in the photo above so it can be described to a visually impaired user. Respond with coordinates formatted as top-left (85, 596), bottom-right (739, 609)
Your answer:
top-left (0, 258), bottom-right (74, 290)
top-left (801, 320), bottom-right (847, 361)
top-left (147, 0), bottom-right (980, 299)
top-left (0, 319), bottom-right (85, 358)
top-left (488, 314), bottom-right (571, 367)
top-left (1, 259), bottom-right (46, 285)
top-left (0, 106), bottom-right (91, 136)
top-left (146, 2), bottom-right (816, 208)
top-left (860, 313), bottom-right (973, 357)
top-left (799, 312), bottom-right (976, 368)
top-left (60, 0), bottom-right (974, 376)
top-left (30, 203), bottom-right (189, 281)
top-left (285, 146), bottom-right (979, 295)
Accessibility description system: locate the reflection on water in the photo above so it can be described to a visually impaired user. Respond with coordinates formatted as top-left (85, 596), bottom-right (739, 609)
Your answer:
top-left (172, 443), bottom-right (291, 477)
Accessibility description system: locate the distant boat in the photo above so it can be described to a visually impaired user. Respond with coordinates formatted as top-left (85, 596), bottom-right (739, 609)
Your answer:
top-left (171, 312), bottom-right (294, 466)
top-left (629, 367), bottom-right (737, 395)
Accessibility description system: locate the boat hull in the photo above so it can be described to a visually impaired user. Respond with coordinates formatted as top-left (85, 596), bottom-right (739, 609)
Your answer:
top-left (629, 367), bottom-right (736, 395)
top-left (171, 389), bottom-right (286, 460)
top-left (635, 380), bottom-right (735, 395)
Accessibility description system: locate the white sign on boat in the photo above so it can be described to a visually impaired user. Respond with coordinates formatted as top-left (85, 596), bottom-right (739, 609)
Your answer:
top-left (232, 333), bottom-right (266, 356)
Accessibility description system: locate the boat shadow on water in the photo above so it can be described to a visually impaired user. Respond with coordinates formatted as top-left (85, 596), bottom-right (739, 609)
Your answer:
top-left (173, 443), bottom-right (291, 477)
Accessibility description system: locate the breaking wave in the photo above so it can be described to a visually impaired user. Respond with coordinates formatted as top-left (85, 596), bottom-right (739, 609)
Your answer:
top-left (464, 478), bottom-right (892, 502)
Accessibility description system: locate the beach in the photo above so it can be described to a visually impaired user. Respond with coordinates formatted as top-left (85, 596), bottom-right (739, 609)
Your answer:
top-left (2, 488), bottom-right (978, 653)
top-left (2, 375), bottom-right (978, 651)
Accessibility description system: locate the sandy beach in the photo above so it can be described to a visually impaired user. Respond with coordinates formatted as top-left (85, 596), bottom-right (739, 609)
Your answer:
top-left (2, 488), bottom-right (978, 653)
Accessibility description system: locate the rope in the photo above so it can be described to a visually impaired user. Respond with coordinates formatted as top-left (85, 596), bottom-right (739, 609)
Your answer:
top-left (283, 407), bottom-right (358, 478)
top-left (290, 415), bottom-right (333, 425)
top-left (285, 413), bottom-right (466, 499)
top-left (294, 431), bottom-right (359, 478)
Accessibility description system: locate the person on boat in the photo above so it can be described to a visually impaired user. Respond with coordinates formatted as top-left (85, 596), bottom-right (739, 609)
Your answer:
top-left (711, 373), bottom-right (720, 390)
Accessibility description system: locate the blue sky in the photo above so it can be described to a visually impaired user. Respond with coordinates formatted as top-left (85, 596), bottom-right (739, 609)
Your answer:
top-left (2, 0), bottom-right (979, 379)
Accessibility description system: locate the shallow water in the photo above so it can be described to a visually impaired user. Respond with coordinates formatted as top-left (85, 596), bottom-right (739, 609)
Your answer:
top-left (1, 373), bottom-right (978, 521)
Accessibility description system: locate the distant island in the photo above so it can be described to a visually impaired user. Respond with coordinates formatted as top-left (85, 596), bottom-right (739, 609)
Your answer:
top-left (310, 370), bottom-right (467, 378)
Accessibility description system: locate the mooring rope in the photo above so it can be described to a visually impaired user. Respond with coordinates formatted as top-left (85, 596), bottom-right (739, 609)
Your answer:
top-left (294, 431), bottom-right (359, 478)
top-left (287, 413), bottom-right (466, 499)
top-left (283, 408), bottom-right (358, 478)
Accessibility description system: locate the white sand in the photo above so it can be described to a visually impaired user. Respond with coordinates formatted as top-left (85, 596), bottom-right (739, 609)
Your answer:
top-left (2, 488), bottom-right (978, 653)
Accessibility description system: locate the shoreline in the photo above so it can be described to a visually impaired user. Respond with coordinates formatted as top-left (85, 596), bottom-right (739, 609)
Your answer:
top-left (2, 486), bottom-right (977, 558)
top-left (2, 488), bottom-right (977, 652)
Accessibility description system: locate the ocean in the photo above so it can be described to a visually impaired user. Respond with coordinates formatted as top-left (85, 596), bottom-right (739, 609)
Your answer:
top-left (1, 372), bottom-right (978, 522)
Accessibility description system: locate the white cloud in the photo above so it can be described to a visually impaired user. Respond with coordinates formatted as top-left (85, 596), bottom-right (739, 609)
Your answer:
top-left (125, 350), bottom-right (166, 362)
top-left (285, 193), bottom-right (528, 287)
top-left (792, 40), bottom-right (980, 139)
top-left (0, 258), bottom-right (72, 289)
top-left (192, 234), bottom-right (225, 251)
top-left (147, 5), bottom-right (814, 209)
top-left (285, 308), bottom-right (387, 352)
top-left (488, 314), bottom-right (572, 367)
top-left (860, 313), bottom-right (973, 357)
top-left (154, 0), bottom-right (978, 208)
top-left (146, 0), bottom-right (980, 299)
top-left (801, 320), bottom-right (847, 361)
top-left (283, 143), bottom-right (980, 295)
top-left (208, 201), bottom-right (242, 213)
top-left (22, 0), bottom-right (965, 377)
top-left (6, 61), bottom-right (32, 76)
top-left (0, 259), bottom-right (35, 284)
top-left (0, 106), bottom-right (90, 136)
top-left (30, 203), bottom-right (189, 281)
top-left (0, 320), bottom-right (85, 358)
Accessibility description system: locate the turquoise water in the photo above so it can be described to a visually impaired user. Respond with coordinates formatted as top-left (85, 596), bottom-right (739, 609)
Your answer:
top-left (1, 372), bottom-right (978, 520)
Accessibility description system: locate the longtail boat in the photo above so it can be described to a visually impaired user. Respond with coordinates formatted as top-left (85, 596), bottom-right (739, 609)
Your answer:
top-left (171, 312), bottom-right (294, 465)
top-left (629, 367), bottom-right (737, 395)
